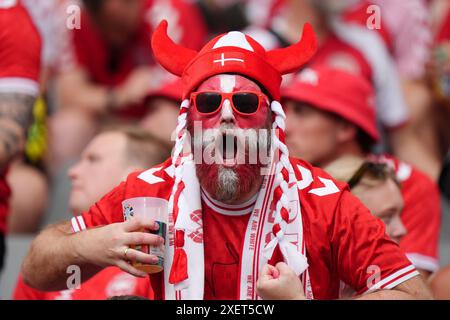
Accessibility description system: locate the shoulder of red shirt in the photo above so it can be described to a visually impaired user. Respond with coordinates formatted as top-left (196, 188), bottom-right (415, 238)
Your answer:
top-left (0, 1), bottom-right (41, 95)
top-left (377, 154), bottom-right (441, 273)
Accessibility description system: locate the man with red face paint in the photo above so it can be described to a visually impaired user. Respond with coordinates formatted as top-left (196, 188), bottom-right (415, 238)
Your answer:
top-left (21, 21), bottom-right (431, 300)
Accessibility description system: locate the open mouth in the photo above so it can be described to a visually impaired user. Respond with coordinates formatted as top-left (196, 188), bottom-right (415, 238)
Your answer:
top-left (220, 133), bottom-right (238, 166)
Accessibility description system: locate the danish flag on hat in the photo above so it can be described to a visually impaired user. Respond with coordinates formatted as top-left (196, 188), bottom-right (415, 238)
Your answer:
top-left (151, 20), bottom-right (317, 100)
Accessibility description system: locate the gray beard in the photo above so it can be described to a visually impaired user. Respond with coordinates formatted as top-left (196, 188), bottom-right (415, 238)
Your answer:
top-left (189, 120), bottom-right (272, 203)
top-left (215, 167), bottom-right (239, 202)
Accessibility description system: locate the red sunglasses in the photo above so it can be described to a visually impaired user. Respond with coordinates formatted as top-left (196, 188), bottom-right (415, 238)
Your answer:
top-left (190, 91), bottom-right (268, 116)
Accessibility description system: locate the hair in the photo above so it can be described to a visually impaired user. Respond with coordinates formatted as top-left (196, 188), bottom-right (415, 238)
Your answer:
top-left (324, 156), bottom-right (366, 183)
top-left (356, 129), bottom-right (375, 154)
top-left (324, 155), bottom-right (399, 195)
top-left (329, 113), bottom-right (376, 154)
top-left (82, 0), bottom-right (105, 16)
top-left (100, 125), bottom-right (172, 168)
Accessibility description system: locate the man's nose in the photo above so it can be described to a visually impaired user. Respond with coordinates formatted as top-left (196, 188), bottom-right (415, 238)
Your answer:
top-left (68, 162), bottom-right (81, 180)
top-left (389, 216), bottom-right (407, 243)
top-left (220, 99), bottom-right (236, 124)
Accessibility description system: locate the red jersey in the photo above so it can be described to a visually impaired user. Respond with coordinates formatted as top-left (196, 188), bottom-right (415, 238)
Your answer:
top-left (13, 267), bottom-right (152, 300)
top-left (380, 155), bottom-right (441, 273)
top-left (0, 0), bottom-right (41, 234)
top-left (71, 0), bottom-right (207, 118)
top-left (71, 158), bottom-right (417, 299)
top-left (0, 0), bottom-right (41, 96)
top-left (201, 189), bottom-right (258, 300)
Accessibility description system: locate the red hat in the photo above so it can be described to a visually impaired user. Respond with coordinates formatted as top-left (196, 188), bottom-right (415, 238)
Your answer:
top-left (150, 21), bottom-right (318, 287)
top-left (151, 20), bottom-right (317, 100)
top-left (282, 66), bottom-right (380, 142)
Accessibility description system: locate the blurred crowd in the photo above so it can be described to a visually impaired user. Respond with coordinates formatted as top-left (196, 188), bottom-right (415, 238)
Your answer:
top-left (1, 0), bottom-right (450, 299)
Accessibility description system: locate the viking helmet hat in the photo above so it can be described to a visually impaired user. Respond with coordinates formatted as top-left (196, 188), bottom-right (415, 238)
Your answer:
top-left (151, 20), bottom-right (317, 285)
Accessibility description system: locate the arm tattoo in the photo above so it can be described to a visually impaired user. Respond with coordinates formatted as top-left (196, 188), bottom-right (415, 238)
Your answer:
top-left (0, 125), bottom-right (20, 155)
top-left (0, 92), bottom-right (35, 130)
top-left (0, 92), bottom-right (36, 165)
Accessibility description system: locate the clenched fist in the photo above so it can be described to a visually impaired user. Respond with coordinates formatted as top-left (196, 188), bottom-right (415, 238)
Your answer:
top-left (256, 262), bottom-right (306, 300)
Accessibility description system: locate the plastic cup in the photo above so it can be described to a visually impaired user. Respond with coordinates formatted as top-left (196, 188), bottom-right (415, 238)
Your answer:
top-left (122, 197), bottom-right (168, 274)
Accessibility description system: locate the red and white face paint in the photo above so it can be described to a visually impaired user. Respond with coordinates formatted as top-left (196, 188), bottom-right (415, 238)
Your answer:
top-left (190, 74), bottom-right (270, 129)
top-left (187, 74), bottom-right (272, 203)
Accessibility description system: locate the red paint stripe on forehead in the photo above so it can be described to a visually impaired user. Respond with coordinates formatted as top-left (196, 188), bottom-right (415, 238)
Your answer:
top-left (196, 74), bottom-right (263, 92)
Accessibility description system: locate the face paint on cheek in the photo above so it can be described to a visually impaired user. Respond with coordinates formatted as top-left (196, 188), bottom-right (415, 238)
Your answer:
top-left (189, 110), bottom-right (222, 130)
top-left (234, 103), bottom-right (271, 129)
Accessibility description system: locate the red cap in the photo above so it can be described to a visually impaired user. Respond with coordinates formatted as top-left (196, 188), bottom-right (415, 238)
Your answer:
top-left (282, 66), bottom-right (380, 142)
top-left (151, 20), bottom-right (317, 100)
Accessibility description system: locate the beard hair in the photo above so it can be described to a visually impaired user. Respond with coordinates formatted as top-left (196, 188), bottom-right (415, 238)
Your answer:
top-left (189, 119), bottom-right (272, 203)
top-left (197, 163), bottom-right (262, 202)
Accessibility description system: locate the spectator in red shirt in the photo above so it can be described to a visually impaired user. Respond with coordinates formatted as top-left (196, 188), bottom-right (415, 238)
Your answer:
top-left (50, 0), bottom-right (207, 172)
top-left (283, 66), bottom-right (441, 279)
top-left (0, 0), bottom-right (42, 269)
top-left (14, 127), bottom-right (171, 299)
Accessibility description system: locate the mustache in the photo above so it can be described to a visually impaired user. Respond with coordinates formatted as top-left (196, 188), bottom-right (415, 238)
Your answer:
top-left (191, 124), bottom-right (272, 165)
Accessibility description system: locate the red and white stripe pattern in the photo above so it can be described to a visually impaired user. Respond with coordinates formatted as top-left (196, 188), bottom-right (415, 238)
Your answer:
top-left (201, 188), bottom-right (257, 216)
top-left (168, 99), bottom-right (190, 218)
top-left (71, 215), bottom-right (86, 233)
top-left (264, 102), bottom-right (309, 270)
top-left (363, 265), bottom-right (419, 294)
top-left (167, 99), bottom-right (191, 290)
top-left (269, 101), bottom-right (293, 244)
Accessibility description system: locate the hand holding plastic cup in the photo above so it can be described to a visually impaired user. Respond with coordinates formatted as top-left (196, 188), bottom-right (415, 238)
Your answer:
top-left (122, 197), bottom-right (168, 274)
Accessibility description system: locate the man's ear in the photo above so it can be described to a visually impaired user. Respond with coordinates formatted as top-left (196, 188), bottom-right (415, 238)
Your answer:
top-left (336, 120), bottom-right (358, 144)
